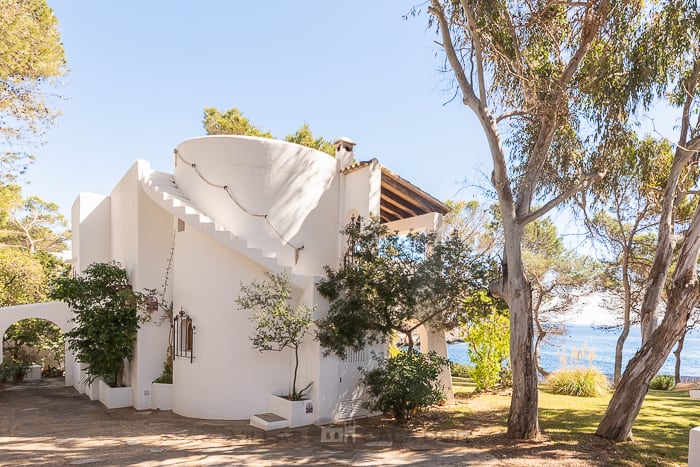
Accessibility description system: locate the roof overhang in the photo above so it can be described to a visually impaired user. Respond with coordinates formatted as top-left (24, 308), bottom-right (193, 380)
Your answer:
top-left (379, 167), bottom-right (449, 223)
top-left (341, 160), bottom-right (450, 223)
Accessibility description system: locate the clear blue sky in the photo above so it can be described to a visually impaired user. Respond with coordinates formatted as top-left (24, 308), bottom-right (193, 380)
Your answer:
top-left (26, 1), bottom-right (492, 220)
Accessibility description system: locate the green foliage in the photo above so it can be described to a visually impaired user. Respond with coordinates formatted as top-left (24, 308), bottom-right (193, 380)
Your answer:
top-left (461, 308), bottom-right (510, 391)
top-left (649, 374), bottom-right (675, 391)
top-left (284, 123), bottom-right (335, 156)
top-left (546, 367), bottom-right (609, 397)
top-left (0, 0), bottom-right (66, 180)
top-left (51, 261), bottom-right (146, 387)
top-left (362, 350), bottom-right (448, 423)
top-left (498, 364), bottom-right (513, 388)
top-left (203, 106), bottom-right (335, 157)
top-left (153, 360), bottom-right (173, 384)
top-left (202, 106), bottom-right (273, 138)
top-left (0, 358), bottom-right (26, 383)
top-left (3, 318), bottom-right (64, 369)
top-left (6, 194), bottom-right (69, 253)
top-left (236, 272), bottom-right (314, 400)
top-left (449, 361), bottom-right (472, 378)
top-left (0, 247), bottom-right (46, 306)
top-left (317, 217), bottom-right (497, 357)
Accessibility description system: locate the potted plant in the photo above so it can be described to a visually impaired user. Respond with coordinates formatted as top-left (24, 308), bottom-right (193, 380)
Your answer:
top-left (151, 360), bottom-right (173, 410)
top-left (51, 261), bottom-right (147, 409)
top-left (237, 272), bottom-right (314, 427)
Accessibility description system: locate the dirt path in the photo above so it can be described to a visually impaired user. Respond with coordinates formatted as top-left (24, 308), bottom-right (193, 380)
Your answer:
top-left (0, 379), bottom-right (500, 466)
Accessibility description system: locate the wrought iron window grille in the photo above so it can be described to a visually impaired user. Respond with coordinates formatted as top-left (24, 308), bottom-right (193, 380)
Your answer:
top-left (173, 307), bottom-right (195, 363)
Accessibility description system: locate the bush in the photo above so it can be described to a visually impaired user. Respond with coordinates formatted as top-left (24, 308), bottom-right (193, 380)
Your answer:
top-left (498, 364), bottom-right (513, 388)
top-left (362, 350), bottom-right (448, 424)
top-left (546, 367), bottom-right (609, 397)
top-left (0, 359), bottom-right (27, 383)
top-left (649, 374), bottom-right (675, 391)
top-left (51, 261), bottom-right (146, 387)
top-left (450, 361), bottom-right (472, 378)
top-left (461, 310), bottom-right (510, 391)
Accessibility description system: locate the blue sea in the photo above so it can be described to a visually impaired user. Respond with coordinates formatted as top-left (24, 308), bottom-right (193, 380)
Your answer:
top-left (447, 324), bottom-right (700, 378)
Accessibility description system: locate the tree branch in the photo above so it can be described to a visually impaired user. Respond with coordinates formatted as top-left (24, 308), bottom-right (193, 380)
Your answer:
top-left (520, 170), bottom-right (606, 225)
top-left (459, 0), bottom-right (487, 104)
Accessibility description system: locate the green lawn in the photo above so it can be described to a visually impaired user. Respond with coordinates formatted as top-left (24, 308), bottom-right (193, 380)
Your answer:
top-left (451, 378), bottom-right (700, 466)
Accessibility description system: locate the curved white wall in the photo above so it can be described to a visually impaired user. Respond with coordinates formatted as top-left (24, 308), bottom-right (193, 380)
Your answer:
top-left (174, 136), bottom-right (337, 272)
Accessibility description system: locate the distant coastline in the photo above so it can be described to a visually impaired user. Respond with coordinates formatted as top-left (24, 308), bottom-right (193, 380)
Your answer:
top-left (448, 324), bottom-right (700, 378)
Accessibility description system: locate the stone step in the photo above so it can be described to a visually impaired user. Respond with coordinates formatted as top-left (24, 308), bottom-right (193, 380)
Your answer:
top-left (250, 412), bottom-right (289, 431)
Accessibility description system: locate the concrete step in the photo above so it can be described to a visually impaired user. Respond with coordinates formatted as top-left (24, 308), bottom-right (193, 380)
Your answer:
top-left (250, 412), bottom-right (289, 431)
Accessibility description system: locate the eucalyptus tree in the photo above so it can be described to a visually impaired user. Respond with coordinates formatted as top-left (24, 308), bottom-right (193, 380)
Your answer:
top-left (596, 1), bottom-right (700, 442)
top-left (0, 0), bottom-right (66, 181)
top-left (424, 0), bottom-right (646, 438)
top-left (578, 137), bottom-right (672, 385)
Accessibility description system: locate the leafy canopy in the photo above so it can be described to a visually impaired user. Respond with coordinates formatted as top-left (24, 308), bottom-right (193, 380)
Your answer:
top-left (316, 217), bottom-right (497, 357)
top-left (51, 262), bottom-right (146, 386)
top-left (0, 0), bottom-right (66, 180)
top-left (203, 106), bottom-right (335, 156)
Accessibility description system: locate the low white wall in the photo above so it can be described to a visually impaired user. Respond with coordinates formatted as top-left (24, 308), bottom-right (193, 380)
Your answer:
top-left (690, 427), bottom-right (700, 467)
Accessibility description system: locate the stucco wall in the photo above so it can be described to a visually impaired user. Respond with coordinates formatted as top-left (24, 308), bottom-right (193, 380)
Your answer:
top-left (174, 136), bottom-right (337, 273)
top-left (171, 224), bottom-right (293, 420)
top-left (132, 181), bottom-right (175, 410)
top-left (71, 193), bottom-right (111, 273)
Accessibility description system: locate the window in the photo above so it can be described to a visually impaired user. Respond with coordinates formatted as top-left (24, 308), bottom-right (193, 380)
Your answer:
top-left (173, 307), bottom-right (195, 362)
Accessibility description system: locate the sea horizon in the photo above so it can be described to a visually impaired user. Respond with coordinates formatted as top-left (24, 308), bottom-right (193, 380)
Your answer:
top-left (447, 323), bottom-right (700, 379)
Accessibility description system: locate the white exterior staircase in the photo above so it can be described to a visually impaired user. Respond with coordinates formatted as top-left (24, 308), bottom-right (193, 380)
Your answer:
top-left (140, 169), bottom-right (306, 289)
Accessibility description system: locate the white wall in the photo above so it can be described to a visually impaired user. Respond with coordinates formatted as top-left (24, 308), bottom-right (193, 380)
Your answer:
top-left (174, 136), bottom-right (337, 272)
top-left (131, 178), bottom-right (175, 410)
top-left (171, 223), bottom-right (292, 420)
top-left (86, 161), bottom-right (172, 408)
top-left (71, 193), bottom-right (111, 273)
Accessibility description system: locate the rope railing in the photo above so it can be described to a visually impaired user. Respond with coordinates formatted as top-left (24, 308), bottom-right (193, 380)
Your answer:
top-left (173, 148), bottom-right (304, 259)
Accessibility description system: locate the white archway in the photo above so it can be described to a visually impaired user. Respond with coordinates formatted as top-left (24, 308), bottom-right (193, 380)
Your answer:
top-left (0, 301), bottom-right (74, 386)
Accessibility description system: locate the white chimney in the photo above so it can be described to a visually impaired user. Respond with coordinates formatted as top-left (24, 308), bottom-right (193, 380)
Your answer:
top-left (334, 137), bottom-right (356, 171)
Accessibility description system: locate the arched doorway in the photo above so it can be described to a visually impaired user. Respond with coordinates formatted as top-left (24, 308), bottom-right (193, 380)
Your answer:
top-left (0, 302), bottom-right (74, 386)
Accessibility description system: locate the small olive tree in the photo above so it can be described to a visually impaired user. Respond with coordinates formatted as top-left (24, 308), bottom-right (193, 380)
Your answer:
top-left (236, 272), bottom-right (314, 400)
top-left (51, 261), bottom-right (145, 387)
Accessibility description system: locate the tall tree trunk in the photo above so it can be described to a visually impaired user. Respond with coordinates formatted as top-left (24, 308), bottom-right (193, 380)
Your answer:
top-left (502, 224), bottom-right (539, 439)
top-left (614, 247), bottom-right (632, 385)
top-left (594, 292), bottom-right (695, 441)
top-left (673, 332), bottom-right (685, 385)
top-left (597, 206), bottom-right (700, 441)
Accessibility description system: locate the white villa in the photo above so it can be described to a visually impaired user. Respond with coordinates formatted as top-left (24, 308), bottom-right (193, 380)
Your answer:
top-left (0, 135), bottom-right (454, 428)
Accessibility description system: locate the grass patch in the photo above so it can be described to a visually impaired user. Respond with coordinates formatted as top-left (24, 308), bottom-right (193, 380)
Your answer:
top-left (450, 378), bottom-right (700, 465)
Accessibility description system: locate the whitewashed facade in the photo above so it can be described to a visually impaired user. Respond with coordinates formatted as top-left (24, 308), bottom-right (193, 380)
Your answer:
top-left (7, 135), bottom-right (453, 425)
